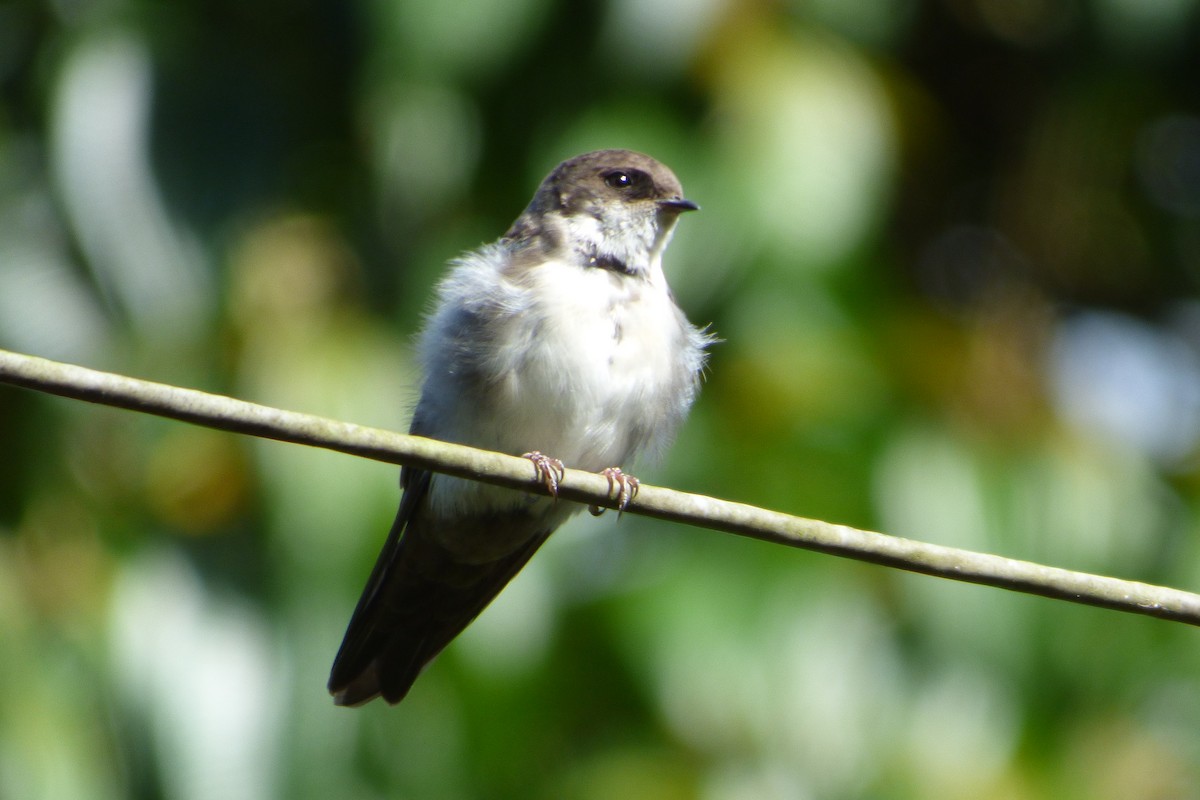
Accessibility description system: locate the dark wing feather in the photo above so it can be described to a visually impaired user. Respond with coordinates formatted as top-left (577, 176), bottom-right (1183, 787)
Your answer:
top-left (328, 471), bottom-right (552, 706)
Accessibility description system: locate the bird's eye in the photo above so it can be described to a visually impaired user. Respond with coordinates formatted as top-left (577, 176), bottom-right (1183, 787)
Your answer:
top-left (604, 171), bottom-right (633, 189)
top-left (603, 169), bottom-right (652, 196)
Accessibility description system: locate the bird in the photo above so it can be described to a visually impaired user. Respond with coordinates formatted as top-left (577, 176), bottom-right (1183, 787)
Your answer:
top-left (328, 149), bottom-right (711, 706)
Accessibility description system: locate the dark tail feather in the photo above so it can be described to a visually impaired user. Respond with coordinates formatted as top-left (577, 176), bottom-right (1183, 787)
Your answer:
top-left (329, 474), bottom-right (552, 705)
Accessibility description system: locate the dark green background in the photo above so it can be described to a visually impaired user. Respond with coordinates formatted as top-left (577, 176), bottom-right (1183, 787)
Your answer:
top-left (2, 1), bottom-right (1200, 797)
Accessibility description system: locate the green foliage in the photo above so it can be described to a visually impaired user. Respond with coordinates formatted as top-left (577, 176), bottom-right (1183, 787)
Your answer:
top-left (3, 0), bottom-right (1200, 797)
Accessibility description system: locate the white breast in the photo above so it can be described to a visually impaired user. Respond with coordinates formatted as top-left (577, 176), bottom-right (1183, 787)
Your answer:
top-left (416, 243), bottom-right (702, 519)
top-left (487, 258), bottom-right (686, 470)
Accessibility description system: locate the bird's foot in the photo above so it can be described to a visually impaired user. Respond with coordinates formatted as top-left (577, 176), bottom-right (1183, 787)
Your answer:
top-left (589, 467), bottom-right (640, 517)
top-left (521, 451), bottom-right (566, 499)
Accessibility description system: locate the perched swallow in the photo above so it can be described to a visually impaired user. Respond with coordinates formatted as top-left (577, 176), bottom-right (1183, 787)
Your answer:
top-left (329, 149), bottom-right (710, 705)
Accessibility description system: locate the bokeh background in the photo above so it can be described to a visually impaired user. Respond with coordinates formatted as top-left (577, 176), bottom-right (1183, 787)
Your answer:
top-left (3, 0), bottom-right (1200, 798)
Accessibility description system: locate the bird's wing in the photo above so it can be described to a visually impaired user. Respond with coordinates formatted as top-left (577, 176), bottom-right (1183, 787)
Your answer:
top-left (328, 470), bottom-right (552, 706)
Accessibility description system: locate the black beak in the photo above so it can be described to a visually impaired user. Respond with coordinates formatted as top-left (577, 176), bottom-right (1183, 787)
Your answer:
top-left (659, 197), bottom-right (700, 213)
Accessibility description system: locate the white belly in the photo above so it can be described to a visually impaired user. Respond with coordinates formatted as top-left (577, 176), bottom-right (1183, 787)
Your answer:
top-left (486, 259), bottom-right (684, 470)
top-left (416, 250), bottom-right (700, 520)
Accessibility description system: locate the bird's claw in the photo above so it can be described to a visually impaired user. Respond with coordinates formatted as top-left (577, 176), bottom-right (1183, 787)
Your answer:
top-left (589, 467), bottom-right (640, 517)
top-left (522, 451), bottom-right (566, 499)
